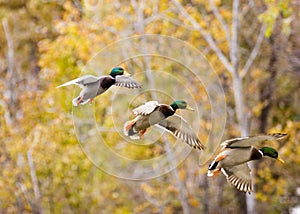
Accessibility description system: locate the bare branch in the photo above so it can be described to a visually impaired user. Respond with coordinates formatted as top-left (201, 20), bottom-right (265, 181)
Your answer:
top-left (208, 0), bottom-right (231, 44)
top-left (102, 26), bottom-right (118, 34)
top-left (27, 151), bottom-right (40, 202)
top-left (2, 18), bottom-right (16, 125)
top-left (171, 0), bottom-right (234, 73)
top-left (157, 13), bottom-right (196, 31)
top-left (17, 182), bottom-right (31, 206)
top-left (241, 24), bottom-right (266, 78)
top-left (27, 130), bottom-right (43, 213)
top-left (144, 5), bottom-right (159, 25)
top-left (241, 0), bottom-right (255, 17)
top-left (140, 183), bottom-right (164, 210)
top-left (3, 19), bottom-right (14, 72)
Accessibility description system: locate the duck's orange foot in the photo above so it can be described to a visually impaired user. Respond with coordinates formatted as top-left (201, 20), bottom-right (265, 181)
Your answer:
top-left (212, 169), bottom-right (221, 177)
top-left (76, 96), bottom-right (84, 105)
top-left (208, 168), bottom-right (221, 177)
top-left (139, 129), bottom-right (147, 138)
top-left (89, 98), bottom-right (94, 104)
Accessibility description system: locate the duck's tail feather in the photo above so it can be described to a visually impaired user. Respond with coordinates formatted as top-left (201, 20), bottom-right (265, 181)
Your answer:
top-left (123, 120), bottom-right (140, 140)
top-left (207, 159), bottom-right (221, 177)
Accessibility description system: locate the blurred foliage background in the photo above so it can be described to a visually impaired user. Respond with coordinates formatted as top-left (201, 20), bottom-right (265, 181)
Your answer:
top-left (0, 0), bottom-right (299, 213)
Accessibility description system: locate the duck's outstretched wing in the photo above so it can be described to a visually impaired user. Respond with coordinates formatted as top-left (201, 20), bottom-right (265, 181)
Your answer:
top-left (156, 114), bottom-right (206, 150)
top-left (56, 75), bottom-right (100, 88)
top-left (132, 101), bottom-right (160, 116)
top-left (114, 75), bottom-right (141, 88)
top-left (221, 164), bottom-right (252, 193)
top-left (221, 133), bottom-right (288, 149)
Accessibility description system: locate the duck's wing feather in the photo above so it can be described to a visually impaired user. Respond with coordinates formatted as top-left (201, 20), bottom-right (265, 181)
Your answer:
top-left (114, 75), bottom-right (141, 88)
top-left (221, 164), bottom-right (252, 193)
top-left (56, 75), bottom-right (100, 88)
top-left (132, 101), bottom-right (160, 116)
top-left (221, 133), bottom-right (288, 149)
top-left (156, 114), bottom-right (206, 150)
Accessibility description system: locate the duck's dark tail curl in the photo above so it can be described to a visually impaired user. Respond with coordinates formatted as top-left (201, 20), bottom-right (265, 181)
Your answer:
top-left (123, 120), bottom-right (140, 140)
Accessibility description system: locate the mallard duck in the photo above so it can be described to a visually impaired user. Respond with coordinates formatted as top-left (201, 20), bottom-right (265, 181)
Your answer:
top-left (123, 100), bottom-right (206, 150)
top-left (57, 67), bottom-right (141, 106)
top-left (207, 133), bottom-right (287, 193)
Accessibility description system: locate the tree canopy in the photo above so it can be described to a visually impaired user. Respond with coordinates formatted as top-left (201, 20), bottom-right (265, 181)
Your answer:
top-left (0, 0), bottom-right (299, 213)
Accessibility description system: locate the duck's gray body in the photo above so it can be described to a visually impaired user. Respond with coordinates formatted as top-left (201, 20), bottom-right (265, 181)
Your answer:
top-left (213, 147), bottom-right (263, 168)
top-left (72, 76), bottom-right (113, 106)
top-left (57, 74), bottom-right (140, 106)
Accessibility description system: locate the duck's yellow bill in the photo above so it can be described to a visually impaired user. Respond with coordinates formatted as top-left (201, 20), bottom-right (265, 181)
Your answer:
top-left (277, 156), bottom-right (285, 163)
top-left (186, 105), bottom-right (195, 111)
top-left (123, 70), bottom-right (131, 76)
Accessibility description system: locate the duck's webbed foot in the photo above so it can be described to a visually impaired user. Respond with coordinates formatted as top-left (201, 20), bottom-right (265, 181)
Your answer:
top-left (76, 96), bottom-right (84, 105)
top-left (212, 169), bottom-right (221, 176)
top-left (208, 168), bottom-right (222, 177)
top-left (139, 129), bottom-right (147, 138)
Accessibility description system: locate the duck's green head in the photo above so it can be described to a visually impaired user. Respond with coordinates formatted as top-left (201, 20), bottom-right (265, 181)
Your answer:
top-left (260, 147), bottom-right (284, 163)
top-left (109, 67), bottom-right (130, 78)
top-left (170, 100), bottom-right (194, 111)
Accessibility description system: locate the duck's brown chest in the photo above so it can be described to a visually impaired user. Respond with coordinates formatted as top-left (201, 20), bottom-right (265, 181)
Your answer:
top-left (158, 105), bottom-right (175, 118)
top-left (133, 106), bottom-right (174, 132)
top-left (100, 76), bottom-right (115, 90)
top-left (249, 147), bottom-right (263, 160)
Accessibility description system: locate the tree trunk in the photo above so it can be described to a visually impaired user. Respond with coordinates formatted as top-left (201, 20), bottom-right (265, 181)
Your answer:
top-left (232, 73), bottom-right (249, 137)
top-left (232, 71), bottom-right (254, 214)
